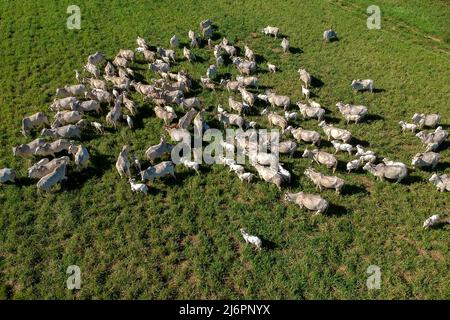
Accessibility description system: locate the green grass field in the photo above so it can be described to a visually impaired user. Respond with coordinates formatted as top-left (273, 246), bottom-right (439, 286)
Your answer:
top-left (0, 0), bottom-right (449, 299)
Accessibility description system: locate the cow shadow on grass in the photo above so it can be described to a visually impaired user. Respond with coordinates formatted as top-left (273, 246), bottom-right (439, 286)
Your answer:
top-left (351, 136), bottom-right (370, 147)
top-left (342, 183), bottom-right (368, 196)
top-left (327, 203), bottom-right (349, 217)
top-left (132, 71), bottom-right (147, 84)
top-left (132, 104), bottom-right (154, 129)
top-left (365, 113), bottom-right (385, 123)
top-left (261, 238), bottom-right (278, 250)
top-left (64, 152), bottom-right (114, 191)
top-left (14, 177), bottom-right (35, 188)
top-left (311, 76), bottom-right (324, 88)
top-left (323, 115), bottom-right (342, 124)
top-left (289, 47), bottom-right (303, 55)
top-left (434, 161), bottom-right (450, 172)
top-left (399, 174), bottom-right (423, 185)
top-left (255, 54), bottom-right (266, 64)
top-left (436, 140), bottom-right (450, 152)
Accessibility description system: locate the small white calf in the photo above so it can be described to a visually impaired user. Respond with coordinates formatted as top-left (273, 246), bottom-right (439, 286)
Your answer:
top-left (129, 179), bottom-right (148, 195)
top-left (331, 140), bottom-right (353, 155)
top-left (240, 228), bottom-right (262, 250)
top-left (398, 121), bottom-right (417, 133)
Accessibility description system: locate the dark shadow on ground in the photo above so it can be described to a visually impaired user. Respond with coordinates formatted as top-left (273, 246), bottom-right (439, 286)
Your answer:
top-left (341, 183), bottom-right (368, 196)
top-left (327, 203), bottom-right (349, 216)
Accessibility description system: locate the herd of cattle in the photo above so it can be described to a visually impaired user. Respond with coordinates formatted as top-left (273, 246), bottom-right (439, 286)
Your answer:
top-left (0, 20), bottom-right (448, 247)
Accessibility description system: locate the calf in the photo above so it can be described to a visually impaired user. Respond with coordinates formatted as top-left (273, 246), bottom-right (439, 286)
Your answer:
top-left (240, 228), bottom-right (262, 250)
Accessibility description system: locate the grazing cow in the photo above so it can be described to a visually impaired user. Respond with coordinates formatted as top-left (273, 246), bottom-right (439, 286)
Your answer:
top-left (34, 139), bottom-right (72, 157)
top-left (56, 84), bottom-right (87, 98)
top-left (228, 97), bottom-right (246, 115)
top-left (262, 26), bottom-right (279, 38)
top-left (145, 137), bottom-right (173, 163)
top-left (202, 25), bottom-right (213, 39)
top-left (116, 145), bottom-right (131, 178)
top-left (0, 168), bottom-right (16, 185)
top-left (79, 100), bottom-right (101, 114)
top-left (141, 161), bottom-right (176, 182)
top-left (50, 97), bottom-right (80, 112)
top-left (423, 215), bottom-right (446, 229)
top-left (253, 164), bottom-right (284, 190)
top-left (298, 69), bottom-right (311, 88)
top-left (41, 125), bottom-right (81, 139)
top-left (106, 97), bottom-right (123, 128)
top-left (200, 19), bottom-right (213, 30)
top-left (220, 79), bottom-right (242, 92)
top-left (87, 52), bottom-right (105, 65)
top-left (136, 47), bottom-right (156, 62)
top-left (178, 109), bottom-right (197, 130)
top-left (122, 93), bottom-right (138, 116)
top-left (170, 35), bottom-right (179, 48)
top-left (323, 29), bottom-right (337, 42)
top-left (351, 79), bottom-right (374, 92)
top-left (319, 121), bottom-right (352, 143)
top-left (22, 112), bottom-right (49, 136)
top-left (206, 64), bottom-right (217, 79)
top-left (244, 45), bottom-right (255, 61)
top-left (113, 56), bottom-right (129, 68)
top-left (355, 145), bottom-right (375, 157)
top-left (28, 157), bottom-right (70, 179)
top-left (68, 144), bottom-right (90, 169)
top-left (267, 91), bottom-right (290, 110)
top-left (411, 113), bottom-right (440, 129)
top-left (236, 76), bottom-right (259, 89)
top-left (301, 85), bottom-right (310, 99)
top-left (52, 110), bottom-right (83, 128)
top-left (411, 152), bottom-right (440, 169)
top-left (297, 102), bottom-right (325, 122)
top-left (118, 49), bottom-right (135, 61)
top-left (86, 89), bottom-right (113, 105)
top-left (336, 102), bottom-right (368, 124)
top-left (36, 163), bottom-right (67, 194)
top-left (276, 140), bottom-right (297, 156)
top-left (200, 77), bottom-right (216, 91)
top-left (183, 47), bottom-right (195, 62)
top-left (429, 173), bottom-right (450, 192)
top-left (90, 121), bottom-right (105, 134)
top-left (416, 128), bottom-right (448, 151)
top-left (240, 228), bottom-right (262, 250)
top-left (218, 111), bottom-right (245, 130)
top-left (267, 112), bottom-right (288, 132)
top-left (291, 127), bottom-right (321, 146)
top-left (154, 106), bottom-right (177, 125)
top-left (363, 163), bottom-right (408, 183)
top-left (304, 167), bottom-right (345, 194)
top-left (281, 37), bottom-right (290, 53)
top-left (136, 36), bottom-right (149, 49)
top-left (239, 88), bottom-right (256, 107)
top-left (104, 62), bottom-right (115, 77)
top-left (84, 62), bottom-right (100, 78)
top-left (13, 138), bottom-right (47, 157)
top-left (303, 148), bottom-right (338, 173)
top-left (284, 191), bottom-right (329, 215)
